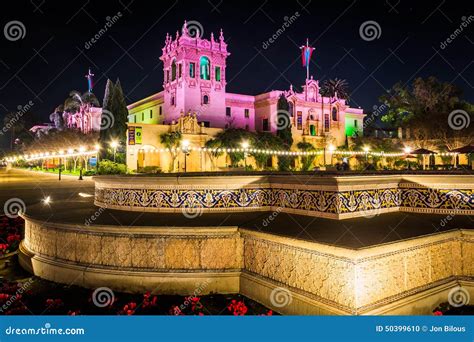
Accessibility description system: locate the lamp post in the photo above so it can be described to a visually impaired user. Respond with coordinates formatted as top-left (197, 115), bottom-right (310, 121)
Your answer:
top-left (94, 144), bottom-right (100, 172)
top-left (363, 146), bottom-right (370, 162)
top-left (241, 141), bottom-right (249, 169)
top-left (182, 140), bottom-right (190, 172)
top-left (404, 146), bottom-right (412, 170)
top-left (78, 146), bottom-right (86, 180)
top-left (110, 140), bottom-right (119, 163)
top-left (327, 144), bottom-right (336, 166)
top-left (58, 150), bottom-right (64, 181)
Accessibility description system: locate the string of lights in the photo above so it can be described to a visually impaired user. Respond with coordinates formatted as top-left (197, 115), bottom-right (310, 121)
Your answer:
top-left (3, 144), bottom-right (460, 163)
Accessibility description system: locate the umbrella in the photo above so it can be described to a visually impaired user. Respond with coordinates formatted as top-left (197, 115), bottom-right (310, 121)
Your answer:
top-left (411, 148), bottom-right (437, 155)
top-left (450, 145), bottom-right (474, 169)
top-left (449, 145), bottom-right (474, 154)
top-left (408, 149), bottom-right (437, 170)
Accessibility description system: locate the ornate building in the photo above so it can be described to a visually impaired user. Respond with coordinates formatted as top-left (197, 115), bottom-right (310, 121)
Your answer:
top-left (126, 21), bottom-right (366, 170)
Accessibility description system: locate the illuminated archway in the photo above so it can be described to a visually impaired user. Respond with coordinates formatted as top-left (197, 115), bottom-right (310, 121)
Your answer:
top-left (200, 56), bottom-right (210, 80)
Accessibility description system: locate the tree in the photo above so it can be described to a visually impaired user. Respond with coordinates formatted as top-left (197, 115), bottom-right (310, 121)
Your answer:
top-left (63, 90), bottom-right (99, 113)
top-left (321, 78), bottom-right (350, 100)
top-left (211, 128), bottom-right (255, 167)
top-left (380, 77), bottom-right (473, 149)
top-left (99, 79), bottom-right (128, 160)
top-left (109, 79), bottom-right (128, 145)
top-left (99, 79), bottom-right (115, 159)
top-left (204, 139), bottom-right (223, 171)
top-left (251, 132), bottom-right (284, 170)
top-left (160, 131), bottom-right (182, 172)
top-left (297, 140), bottom-right (316, 171)
top-left (276, 94), bottom-right (293, 171)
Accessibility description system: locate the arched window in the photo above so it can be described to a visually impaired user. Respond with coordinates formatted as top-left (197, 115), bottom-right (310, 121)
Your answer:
top-left (332, 107), bottom-right (338, 121)
top-left (324, 113), bottom-right (330, 132)
top-left (200, 56), bottom-right (210, 80)
top-left (203, 95), bottom-right (209, 104)
top-left (171, 60), bottom-right (177, 81)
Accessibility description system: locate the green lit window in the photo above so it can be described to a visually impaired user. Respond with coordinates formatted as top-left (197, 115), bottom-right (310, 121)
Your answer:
top-left (354, 119), bottom-right (358, 127)
top-left (141, 113), bottom-right (144, 121)
top-left (190, 63), bottom-right (195, 78)
top-left (150, 110), bottom-right (153, 119)
top-left (200, 56), bottom-right (210, 80)
top-left (310, 125), bottom-right (316, 136)
top-left (215, 66), bottom-right (221, 81)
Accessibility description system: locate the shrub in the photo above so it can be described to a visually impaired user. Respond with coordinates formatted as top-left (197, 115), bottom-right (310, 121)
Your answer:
top-left (140, 166), bottom-right (161, 174)
top-left (97, 160), bottom-right (127, 175)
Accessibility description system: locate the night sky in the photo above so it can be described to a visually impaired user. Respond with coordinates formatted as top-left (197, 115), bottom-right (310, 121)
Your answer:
top-left (0, 0), bottom-right (473, 148)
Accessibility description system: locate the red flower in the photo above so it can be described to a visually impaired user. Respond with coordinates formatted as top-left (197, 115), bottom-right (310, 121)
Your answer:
top-left (170, 305), bottom-right (184, 315)
top-left (433, 310), bottom-right (443, 316)
top-left (7, 234), bottom-right (21, 244)
top-left (227, 300), bottom-right (248, 316)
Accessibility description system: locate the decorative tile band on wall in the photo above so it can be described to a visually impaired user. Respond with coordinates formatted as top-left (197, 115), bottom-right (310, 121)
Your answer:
top-left (94, 175), bottom-right (474, 218)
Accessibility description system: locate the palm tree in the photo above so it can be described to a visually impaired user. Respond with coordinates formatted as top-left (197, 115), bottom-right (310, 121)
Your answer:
top-left (160, 131), bottom-right (182, 172)
top-left (63, 90), bottom-right (100, 113)
top-left (321, 78), bottom-right (350, 100)
top-left (3, 112), bottom-right (25, 150)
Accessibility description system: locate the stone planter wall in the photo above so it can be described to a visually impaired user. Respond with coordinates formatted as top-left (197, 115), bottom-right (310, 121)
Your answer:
top-left (20, 216), bottom-right (474, 314)
top-left (94, 175), bottom-right (474, 219)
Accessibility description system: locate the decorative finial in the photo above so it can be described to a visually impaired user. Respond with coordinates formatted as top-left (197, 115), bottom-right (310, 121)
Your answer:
top-left (219, 29), bottom-right (224, 41)
top-left (176, 30), bottom-right (180, 39)
top-left (182, 20), bottom-right (188, 36)
top-left (211, 32), bottom-right (215, 42)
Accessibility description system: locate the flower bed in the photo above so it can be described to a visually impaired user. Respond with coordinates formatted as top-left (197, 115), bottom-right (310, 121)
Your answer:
top-left (0, 278), bottom-right (273, 316)
top-left (0, 216), bottom-right (23, 256)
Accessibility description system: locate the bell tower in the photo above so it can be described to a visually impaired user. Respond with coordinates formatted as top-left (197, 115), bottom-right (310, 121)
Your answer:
top-left (160, 21), bottom-right (230, 128)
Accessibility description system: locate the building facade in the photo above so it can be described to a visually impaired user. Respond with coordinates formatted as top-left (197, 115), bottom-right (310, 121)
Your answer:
top-left (126, 22), bottom-right (366, 171)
